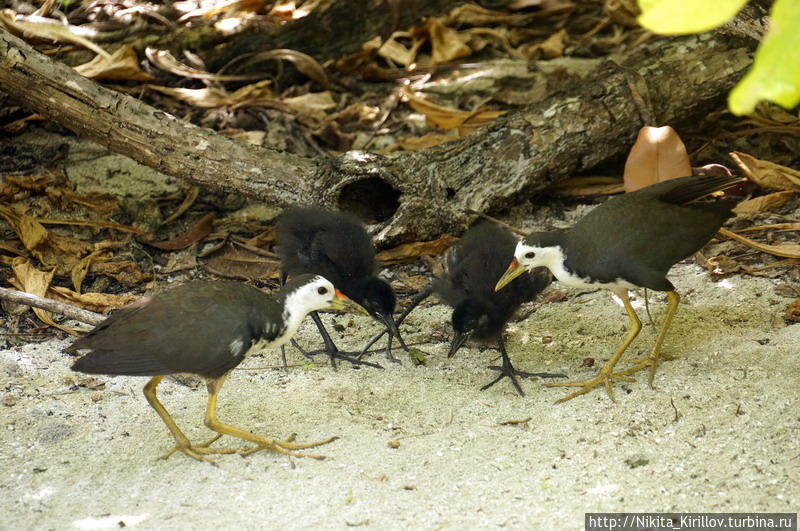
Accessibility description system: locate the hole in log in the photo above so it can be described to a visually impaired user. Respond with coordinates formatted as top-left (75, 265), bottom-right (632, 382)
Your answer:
top-left (337, 177), bottom-right (401, 223)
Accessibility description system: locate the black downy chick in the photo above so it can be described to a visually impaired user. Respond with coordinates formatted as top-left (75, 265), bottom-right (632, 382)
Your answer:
top-left (364, 223), bottom-right (566, 394)
top-left (434, 223), bottom-right (565, 395)
top-left (276, 206), bottom-right (407, 367)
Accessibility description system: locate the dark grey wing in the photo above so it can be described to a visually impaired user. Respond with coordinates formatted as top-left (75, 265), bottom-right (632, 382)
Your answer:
top-left (70, 282), bottom-right (272, 379)
top-left (69, 299), bottom-right (175, 375)
top-left (567, 177), bottom-right (738, 289)
top-left (657, 175), bottom-right (743, 205)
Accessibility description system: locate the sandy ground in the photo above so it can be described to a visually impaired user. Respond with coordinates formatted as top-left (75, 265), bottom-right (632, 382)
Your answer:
top-left (1, 137), bottom-right (798, 529)
top-left (2, 259), bottom-right (799, 530)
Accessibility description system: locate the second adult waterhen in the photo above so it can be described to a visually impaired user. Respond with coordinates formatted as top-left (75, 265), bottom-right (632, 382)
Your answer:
top-left (496, 174), bottom-right (743, 402)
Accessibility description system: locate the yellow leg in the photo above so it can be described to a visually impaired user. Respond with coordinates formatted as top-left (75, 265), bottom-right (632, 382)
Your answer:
top-left (614, 290), bottom-right (680, 385)
top-left (545, 288), bottom-right (640, 403)
top-left (142, 376), bottom-right (239, 463)
top-left (204, 375), bottom-right (338, 460)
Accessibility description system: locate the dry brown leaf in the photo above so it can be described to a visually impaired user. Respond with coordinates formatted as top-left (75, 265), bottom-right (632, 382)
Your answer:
top-left (244, 228), bottom-right (276, 248)
top-left (706, 255), bottom-right (742, 277)
top-left (734, 222), bottom-right (800, 233)
top-left (393, 271), bottom-right (431, 292)
top-left (421, 18), bottom-right (472, 65)
top-left (49, 285), bottom-right (137, 312)
top-left (146, 213), bottom-right (214, 250)
top-left (178, 0), bottom-right (263, 21)
top-left (90, 259), bottom-right (153, 286)
top-left (147, 81), bottom-right (274, 109)
top-left (378, 31), bottom-right (422, 66)
top-left (397, 131), bottom-right (460, 150)
top-left (605, 0), bottom-right (640, 26)
top-left (281, 92), bottom-right (337, 122)
top-left (0, 204), bottom-right (48, 252)
top-left (520, 29), bottom-right (568, 59)
top-left (786, 299), bottom-right (800, 323)
top-left (0, 9), bottom-right (110, 58)
top-left (74, 44), bottom-right (153, 81)
top-left (162, 186), bottom-right (200, 225)
top-left (36, 218), bottom-right (148, 235)
top-left (329, 102), bottom-right (381, 127)
top-left (508, 0), bottom-right (544, 8)
top-left (10, 257), bottom-right (77, 334)
top-left (461, 28), bottom-right (519, 57)
top-left (145, 48), bottom-right (261, 82)
top-left (267, 0), bottom-right (296, 22)
top-left (730, 152), bottom-right (800, 192)
top-left (446, 4), bottom-right (530, 25)
top-left (237, 49), bottom-right (330, 88)
top-left (200, 239), bottom-right (279, 280)
top-left (380, 16), bottom-right (472, 67)
top-left (0, 239), bottom-right (29, 258)
top-left (147, 85), bottom-right (230, 108)
top-left (547, 176), bottom-right (625, 197)
top-left (71, 252), bottom-right (97, 293)
top-left (163, 248), bottom-right (199, 274)
top-left (377, 234), bottom-right (459, 265)
top-left (0, 113), bottom-right (45, 134)
top-left (718, 228), bottom-right (800, 259)
top-left (733, 191), bottom-right (796, 214)
top-left (623, 126), bottom-right (692, 192)
top-left (402, 86), bottom-right (505, 133)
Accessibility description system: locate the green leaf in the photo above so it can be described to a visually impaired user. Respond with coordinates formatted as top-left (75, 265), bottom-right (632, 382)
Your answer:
top-left (637, 0), bottom-right (749, 34)
top-left (407, 348), bottom-right (428, 366)
top-left (729, 0), bottom-right (800, 115)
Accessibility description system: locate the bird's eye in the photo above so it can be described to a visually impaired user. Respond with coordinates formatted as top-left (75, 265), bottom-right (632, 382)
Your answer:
top-left (317, 286), bottom-right (328, 295)
top-left (525, 251), bottom-right (536, 259)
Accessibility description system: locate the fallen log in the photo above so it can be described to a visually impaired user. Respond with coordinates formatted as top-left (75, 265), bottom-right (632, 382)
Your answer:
top-left (0, 7), bottom-right (765, 245)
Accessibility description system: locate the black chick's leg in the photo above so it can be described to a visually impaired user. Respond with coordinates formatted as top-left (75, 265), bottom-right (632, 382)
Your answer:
top-left (380, 314), bottom-right (408, 364)
top-left (306, 312), bottom-right (383, 370)
top-left (482, 338), bottom-right (568, 397)
top-left (359, 283), bottom-right (434, 361)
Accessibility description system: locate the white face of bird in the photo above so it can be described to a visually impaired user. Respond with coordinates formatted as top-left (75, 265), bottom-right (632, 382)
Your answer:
top-left (515, 241), bottom-right (564, 271)
top-left (495, 241), bottom-right (563, 291)
top-left (285, 276), bottom-right (369, 316)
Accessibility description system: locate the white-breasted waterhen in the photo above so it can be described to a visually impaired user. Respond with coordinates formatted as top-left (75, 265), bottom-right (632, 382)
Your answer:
top-left (276, 206), bottom-right (407, 367)
top-left (495, 174), bottom-right (744, 403)
top-left (68, 275), bottom-right (369, 462)
top-left (364, 224), bottom-right (567, 395)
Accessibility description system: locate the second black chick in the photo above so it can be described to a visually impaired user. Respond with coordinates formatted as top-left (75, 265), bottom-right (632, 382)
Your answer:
top-left (365, 223), bottom-right (567, 394)
top-left (276, 206), bottom-right (406, 367)
top-left (434, 223), bottom-right (566, 395)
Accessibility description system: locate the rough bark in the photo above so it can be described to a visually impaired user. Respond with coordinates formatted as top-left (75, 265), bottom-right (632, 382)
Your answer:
top-left (0, 9), bottom-right (764, 245)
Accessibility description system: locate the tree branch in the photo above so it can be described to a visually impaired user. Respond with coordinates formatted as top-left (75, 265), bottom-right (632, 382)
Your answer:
top-left (0, 287), bottom-right (104, 326)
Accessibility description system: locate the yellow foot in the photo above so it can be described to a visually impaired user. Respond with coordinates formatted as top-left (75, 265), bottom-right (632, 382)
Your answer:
top-left (614, 352), bottom-right (677, 385)
top-left (545, 371), bottom-right (635, 403)
top-left (240, 434), bottom-right (340, 459)
top-left (161, 435), bottom-right (248, 462)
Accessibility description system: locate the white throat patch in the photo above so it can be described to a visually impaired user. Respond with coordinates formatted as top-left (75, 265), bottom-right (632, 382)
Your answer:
top-left (519, 244), bottom-right (636, 291)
